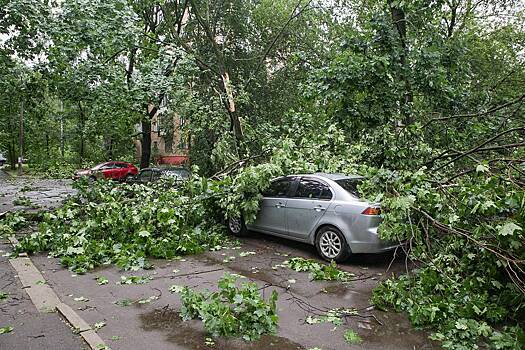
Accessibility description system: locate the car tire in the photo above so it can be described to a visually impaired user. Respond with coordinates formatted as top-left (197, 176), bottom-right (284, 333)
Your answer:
top-left (315, 226), bottom-right (351, 262)
top-left (121, 173), bottom-right (133, 182)
top-left (227, 216), bottom-right (248, 237)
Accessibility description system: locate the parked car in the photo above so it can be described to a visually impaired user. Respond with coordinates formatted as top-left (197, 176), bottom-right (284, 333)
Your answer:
top-left (227, 173), bottom-right (397, 262)
top-left (0, 153), bottom-right (6, 167)
top-left (128, 167), bottom-right (191, 185)
top-left (74, 162), bottom-right (138, 181)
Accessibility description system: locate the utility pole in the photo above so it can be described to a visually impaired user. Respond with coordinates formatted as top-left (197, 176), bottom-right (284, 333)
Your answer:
top-left (18, 99), bottom-right (24, 175)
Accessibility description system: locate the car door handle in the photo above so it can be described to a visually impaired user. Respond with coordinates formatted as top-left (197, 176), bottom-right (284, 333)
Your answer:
top-left (275, 202), bottom-right (286, 208)
top-left (314, 206), bottom-right (326, 212)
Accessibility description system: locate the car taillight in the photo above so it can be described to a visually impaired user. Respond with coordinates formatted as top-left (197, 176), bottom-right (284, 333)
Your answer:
top-left (362, 207), bottom-right (381, 215)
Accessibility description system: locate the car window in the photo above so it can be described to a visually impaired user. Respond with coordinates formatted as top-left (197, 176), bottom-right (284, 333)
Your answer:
top-left (139, 170), bottom-right (152, 181)
top-left (319, 185), bottom-right (333, 200)
top-left (294, 178), bottom-right (332, 200)
top-left (335, 178), bottom-right (362, 198)
top-left (151, 171), bottom-right (161, 181)
top-left (92, 163), bottom-right (109, 170)
top-left (262, 178), bottom-right (293, 197)
top-left (115, 163), bottom-right (128, 168)
top-left (162, 168), bottom-right (190, 179)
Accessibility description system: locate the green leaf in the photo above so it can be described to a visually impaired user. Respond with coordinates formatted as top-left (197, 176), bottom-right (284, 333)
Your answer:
top-left (138, 230), bottom-right (150, 238)
top-left (343, 329), bottom-right (362, 344)
top-left (498, 222), bottom-right (522, 236)
top-left (0, 326), bottom-right (13, 334)
top-left (93, 321), bottom-right (106, 330)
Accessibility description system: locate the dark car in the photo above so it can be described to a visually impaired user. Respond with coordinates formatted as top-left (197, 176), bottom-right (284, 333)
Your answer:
top-left (74, 162), bottom-right (138, 181)
top-left (129, 167), bottom-right (191, 185)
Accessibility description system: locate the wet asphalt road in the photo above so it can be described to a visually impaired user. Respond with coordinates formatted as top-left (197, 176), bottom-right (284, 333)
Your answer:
top-left (0, 241), bottom-right (87, 350)
top-left (1, 173), bottom-right (85, 349)
top-left (0, 174), bottom-right (436, 350)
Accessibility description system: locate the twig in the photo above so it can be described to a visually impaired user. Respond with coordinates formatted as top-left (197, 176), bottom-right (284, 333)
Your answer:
top-left (434, 127), bottom-right (525, 169)
top-left (424, 94), bottom-right (525, 127)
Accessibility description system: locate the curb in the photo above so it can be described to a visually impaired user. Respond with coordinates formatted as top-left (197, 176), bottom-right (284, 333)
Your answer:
top-left (7, 236), bottom-right (109, 350)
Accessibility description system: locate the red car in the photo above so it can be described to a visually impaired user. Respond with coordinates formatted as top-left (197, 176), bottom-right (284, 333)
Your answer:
top-left (74, 162), bottom-right (138, 181)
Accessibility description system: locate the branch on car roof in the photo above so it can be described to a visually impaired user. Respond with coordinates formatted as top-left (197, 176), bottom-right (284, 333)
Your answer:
top-left (211, 149), bottom-right (272, 179)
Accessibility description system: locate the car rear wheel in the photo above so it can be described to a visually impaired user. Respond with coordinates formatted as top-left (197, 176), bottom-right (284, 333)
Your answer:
top-left (315, 226), bottom-right (351, 262)
top-left (227, 217), bottom-right (248, 237)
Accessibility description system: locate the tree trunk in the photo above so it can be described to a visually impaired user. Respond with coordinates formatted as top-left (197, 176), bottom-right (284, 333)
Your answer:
top-left (18, 99), bottom-right (24, 174)
top-left (389, 1), bottom-right (413, 125)
top-left (140, 118), bottom-right (152, 169)
top-left (78, 101), bottom-right (85, 165)
top-left (7, 112), bottom-right (16, 170)
top-left (8, 141), bottom-right (16, 170)
top-left (140, 105), bottom-right (156, 169)
top-left (221, 72), bottom-right (243, 144)
top-left (60, 100), bottom-right (65, 158)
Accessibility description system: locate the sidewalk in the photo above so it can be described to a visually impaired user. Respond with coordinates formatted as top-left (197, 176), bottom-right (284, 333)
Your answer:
top-left (0, 242), bottom-right (85, 350)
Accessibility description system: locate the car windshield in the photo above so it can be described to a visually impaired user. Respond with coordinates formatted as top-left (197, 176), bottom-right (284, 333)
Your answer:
top-left (161, 168), bottom-right (190, 179)
top-left (91, 163), bottom-right (109, 170)
top-left (335, 178), bottom-right (362, 198)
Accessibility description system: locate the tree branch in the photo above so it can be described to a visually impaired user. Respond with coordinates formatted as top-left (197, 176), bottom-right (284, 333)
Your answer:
top-left (433, 127), bottom-right (525, 170)
top-left (424, 93), bottom-right (525, 127)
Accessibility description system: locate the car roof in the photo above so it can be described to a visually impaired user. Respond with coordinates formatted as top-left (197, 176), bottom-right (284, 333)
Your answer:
top-left (161, 167), bottom-right (189, 171)
top-left (298, 173), bottom-right (363, 181)
top-left (140, 167), bottom-right (188, 171)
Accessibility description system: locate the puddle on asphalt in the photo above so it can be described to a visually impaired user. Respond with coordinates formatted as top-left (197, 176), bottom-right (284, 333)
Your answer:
top-left (196, 253), bottom-right (284, 286)
top-left (318, 283), bottom-right (371, 306)
top-left (322, 283), bottom-right (348, 295)
top-left (139, 307), bottom-right (304, 350)
top-left (359, 311), bottom-right (438, 349)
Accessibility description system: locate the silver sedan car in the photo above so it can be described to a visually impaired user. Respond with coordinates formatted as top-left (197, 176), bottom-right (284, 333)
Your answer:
top-left (227, 173), bottom-right (397, 262)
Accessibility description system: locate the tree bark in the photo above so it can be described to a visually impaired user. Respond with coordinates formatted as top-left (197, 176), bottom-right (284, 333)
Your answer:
top-left (60, 100), bottom-right (65, 158)
top-left (8, 141), bottom-right (16, 170)
top-left (388, 1), bottom-right (413, 125)
top-left (221, 72), bottom-right (243, 145)
top-left (140, 105), bottom-right (156, 169)
top-left (78, 101), bottom-right (85, 165)
top-left (18, 99), bottom-right (24, 174)
top-left (7, 112), bottom-right (16, 170)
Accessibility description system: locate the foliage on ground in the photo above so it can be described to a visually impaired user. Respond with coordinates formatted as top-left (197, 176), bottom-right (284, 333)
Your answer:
top-left (343, 329), bottom-right (362, 345)
top-left (0, 211), bottom-right (28, 237)
top-left (16, 178), bottom-right (224, 272)
top-left (15, 162), bottom-right (280, 273)
top-left (284, 257), bottom-right (355, 282)
top-left (305, 308), bottom-right (358, 327)
top-left (170, 273), bottom-right (278, 340)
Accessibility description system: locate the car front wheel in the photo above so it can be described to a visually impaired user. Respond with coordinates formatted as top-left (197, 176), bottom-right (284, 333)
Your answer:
top-left (315, 226), bottom-right (351, 262)
top-left (227, 217), bottom-right (248, 237)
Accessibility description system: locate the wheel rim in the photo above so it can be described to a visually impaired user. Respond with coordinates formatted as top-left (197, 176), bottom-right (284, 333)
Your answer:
top-left (319, 230), bottom-right (342, 259)
top-left (228, 218), bottom-right (242, 234)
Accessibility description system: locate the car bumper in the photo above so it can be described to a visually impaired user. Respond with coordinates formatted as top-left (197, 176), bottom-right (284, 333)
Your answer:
top-left (346, 227), bottom-right (399, 254)
top-left (348, 241), bottom-right (399, 254)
